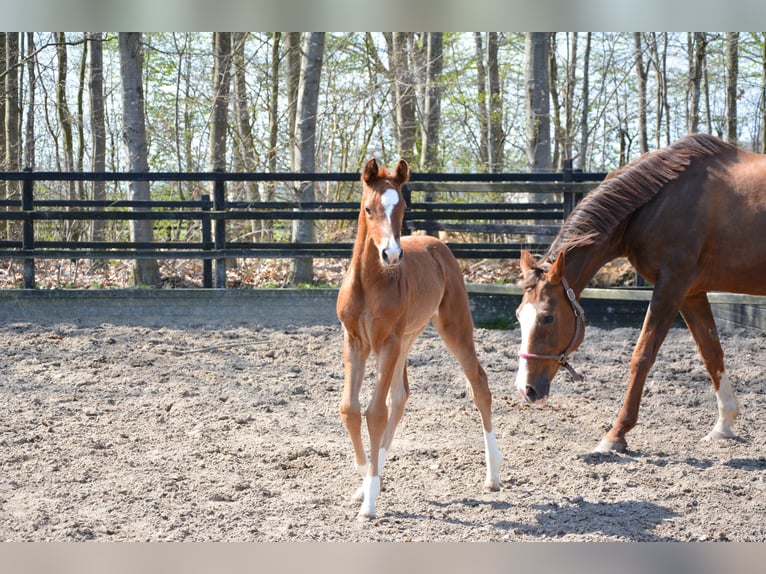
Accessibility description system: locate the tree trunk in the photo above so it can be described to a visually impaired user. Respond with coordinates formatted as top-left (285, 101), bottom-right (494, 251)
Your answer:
top-left (0, 33), bottom-right (6, 242)
top-left (119, 32), bottom-right (161, 286)
top-left (420, 32), bottom-right (443, 172)
top-left (761, 33), bottom-right (766, 153)
top-left (564, 32), bottom-right (577, 164)
top-left (286, 32), bottom-right (302, 170)
top-left (290, 32), bottom-right (325, 285)
top-left (524, 32), bottom-right (551, 172)
top-left (209, 32), bottom-right (232, 173)
top-left (633, 32), bottom-right (648, 155)
top-left (474, 33), bottom-right (488, 171)
top-left (549, 33), bottom-right (562, 170)
top-left (577, 32), bottom-right (591, 170)
top-left (233, 32), bottom-right (261, 240)
top-left (726, 32), bottom-right (739, 144)
top-left (257, 32), bottom-right (281, 241)
top-left (389, 32), bottom-right (417, 164)
top-left (24, 33), bottom-right (35, 170)
top-left (5, 33), bottom-right (20, 240)
top-left (88, 32), bottom-right (107, 254)
top-left (56, 32), bottom-right (78, 240)
top-left (688, 33), bottom-right (706, 134)
top-left (487, 32), bottom-right (503, 173)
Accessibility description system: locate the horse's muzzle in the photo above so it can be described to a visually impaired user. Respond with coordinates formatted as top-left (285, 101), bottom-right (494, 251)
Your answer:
top-left (521, 385), bottom-right (548, 405)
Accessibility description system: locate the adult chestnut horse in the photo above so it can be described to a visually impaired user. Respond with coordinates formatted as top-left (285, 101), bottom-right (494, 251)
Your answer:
top-left (515, 133), bottom-right (766, 453)
top-left (337, 158), bottom-right (501, 519)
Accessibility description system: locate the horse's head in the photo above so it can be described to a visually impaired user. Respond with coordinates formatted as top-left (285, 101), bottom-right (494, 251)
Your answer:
top-left (515, 250), bottom-right (585, 404)
top-left (360, 158), bottom-right (410, 267)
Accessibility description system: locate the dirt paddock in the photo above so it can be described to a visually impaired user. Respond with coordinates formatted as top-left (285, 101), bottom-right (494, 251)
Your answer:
top-left (1, 317), bottom-right (765, 541)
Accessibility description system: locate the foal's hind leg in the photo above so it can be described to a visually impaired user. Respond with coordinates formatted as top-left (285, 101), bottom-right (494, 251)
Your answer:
top-left (433, 307), bottom-right (501, 491)
top-left (680, 293), bottom-right (739, 442)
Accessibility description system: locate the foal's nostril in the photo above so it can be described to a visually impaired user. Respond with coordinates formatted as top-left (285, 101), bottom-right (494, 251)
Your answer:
top-left (525, 386), bottom-right (538, 403)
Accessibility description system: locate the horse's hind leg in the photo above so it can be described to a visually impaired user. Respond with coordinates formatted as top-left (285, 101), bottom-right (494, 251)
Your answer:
top-left (680, 292), bottom-right (739, 441)
top-left (433, 296), bottom-right (501, 491)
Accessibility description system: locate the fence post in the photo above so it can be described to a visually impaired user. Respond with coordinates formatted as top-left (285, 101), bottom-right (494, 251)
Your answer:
top-left (201, 193), bottom-right (213, 288)
top-left (213, 174), bottom-right (227, 288)
top-left (562, 159), bottom-right (574, 219)
top-left (21, 168), bottom-right (35, 289)
top-left (401, 183), bottom-right (412, 236)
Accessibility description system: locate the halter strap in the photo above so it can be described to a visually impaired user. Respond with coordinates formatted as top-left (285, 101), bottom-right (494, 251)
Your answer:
top-left (518, 276), bottom-right (585, 382)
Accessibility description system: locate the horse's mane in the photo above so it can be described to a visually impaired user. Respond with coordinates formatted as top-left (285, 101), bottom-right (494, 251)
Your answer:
top-left (545, 132), bottom-right (736, 263)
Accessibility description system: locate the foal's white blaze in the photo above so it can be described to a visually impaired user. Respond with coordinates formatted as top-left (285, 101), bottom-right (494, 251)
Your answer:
top-left (381, 188), bottom-right (399, 217)
top-left (515, 303), bottom-right (537, 395)
top-left (378, 188), bottom-right (402, 264)
top-left (703, 371), bottom-right (740, 441)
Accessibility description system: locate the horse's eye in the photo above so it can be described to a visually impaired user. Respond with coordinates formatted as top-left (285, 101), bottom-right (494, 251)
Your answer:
top-left (540, 314), bottom-right (555, 326)
top-left (365, 207), bottom-right (372, 215)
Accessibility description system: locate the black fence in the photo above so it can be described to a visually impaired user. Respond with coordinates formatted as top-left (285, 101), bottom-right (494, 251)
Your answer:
top-left (0, 162), bottom-right (606, 288)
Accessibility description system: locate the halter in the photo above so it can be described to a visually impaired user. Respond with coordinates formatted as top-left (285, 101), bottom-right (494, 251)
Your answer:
top-left (518, 276), bottom-right (585, 382)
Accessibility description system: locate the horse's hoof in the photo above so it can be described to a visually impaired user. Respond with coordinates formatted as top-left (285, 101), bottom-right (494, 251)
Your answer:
top-left (484, 478), bottom-right (501, 492)
top-left (357, 507), bottom-right (376, 521)
top-left (702, 429), bottom-right (738, 442)
top-left (593, 437), bottom-right (627, 453)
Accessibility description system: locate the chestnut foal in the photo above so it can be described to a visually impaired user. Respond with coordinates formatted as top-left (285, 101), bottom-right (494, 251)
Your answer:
top-left (336, 158), bottom-right (501, 519)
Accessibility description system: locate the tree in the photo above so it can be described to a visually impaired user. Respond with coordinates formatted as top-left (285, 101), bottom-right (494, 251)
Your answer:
top-left (119, 32), bottom-right (161, 286)
top-left (290, 32), bottom-right (325, 285)
top-left (474, 32), bottom-right (489, 170)
top-left (633, 33), bottom-right (648, 155)
top-left (4, 33), bottom-right (20, 240)
top-left (286, 32), bottom-right (302, 170)
top-left (726, 32), bottom-right (739, 144)
top-left (577, 32), bottom-right (591, 170)
top-left (487, 32), bottom-right (504, 173)
top-left (88, 32), bottom-right (106, 251)
top-left (24, 32), bottom-right (36, 170)
top-left (761, 33), bottom-right (766, 153)
top-left (524, 32), bottom-right (551, 172)
top-left (420, 32), bottom-right (443, 172)
top-left (687, 33), bottom-right (707, 134)
top-left (55, 32), bottom-right (77, 238)
top-left (388, 32), bottom-right (417, 164)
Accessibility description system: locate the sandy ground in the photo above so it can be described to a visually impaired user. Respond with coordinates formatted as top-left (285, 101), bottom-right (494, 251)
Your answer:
top-left (1, 318), bottom-right (765, 541)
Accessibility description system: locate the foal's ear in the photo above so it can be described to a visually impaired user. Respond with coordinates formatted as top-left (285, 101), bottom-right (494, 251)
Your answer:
top-left (392, 159), bottom-right (410, 186)
top-left (519, 250), bottom-right (537, 275)
top-left (362, 158), bottom-right (380, 184)
top-left (545, 251), bottom-right (566, 284)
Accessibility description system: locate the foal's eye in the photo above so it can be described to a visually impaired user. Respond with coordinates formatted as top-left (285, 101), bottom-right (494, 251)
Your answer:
top-left (540, 314), bottom-right (555, 326)
top-left (365, 207), bottom-right (372, 215)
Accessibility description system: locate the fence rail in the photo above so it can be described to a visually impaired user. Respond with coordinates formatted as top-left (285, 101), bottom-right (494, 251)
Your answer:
top-left (0, 163), bottom-right (605, 288)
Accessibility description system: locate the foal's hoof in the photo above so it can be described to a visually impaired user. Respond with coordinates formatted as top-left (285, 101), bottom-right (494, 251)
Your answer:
top-left (593, 437), bottom-right (627, 454)
top-left (357, 506), bottom-right (376, 521)
top-left (484, 477), bottom-right (501, 492)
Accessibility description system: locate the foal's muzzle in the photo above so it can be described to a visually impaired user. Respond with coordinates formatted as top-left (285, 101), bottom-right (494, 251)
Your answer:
top-left (381, 244), bottom-right (403, 266)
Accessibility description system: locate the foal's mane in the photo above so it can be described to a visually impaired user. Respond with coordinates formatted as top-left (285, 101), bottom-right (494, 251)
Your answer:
top-left (545, 133), bottom-right (736, 263)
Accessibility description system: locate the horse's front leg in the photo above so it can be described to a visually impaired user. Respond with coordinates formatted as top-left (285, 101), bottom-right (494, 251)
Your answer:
top-left (595, 288), bottom-right (683, 453)
top-left (339, 328), bottom-right (371, 483)
top-left (357, 334), bottom-right (401, 519)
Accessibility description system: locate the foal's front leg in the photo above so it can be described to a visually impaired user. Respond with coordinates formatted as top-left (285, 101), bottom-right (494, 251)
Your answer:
top-left (357, 335), bottom-right (402, 519)
top-left (339, 330), bottom-right (371, 481)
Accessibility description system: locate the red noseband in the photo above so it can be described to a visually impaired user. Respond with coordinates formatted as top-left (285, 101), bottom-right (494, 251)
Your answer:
top-left (518, 276), bottom-right (585, 382)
